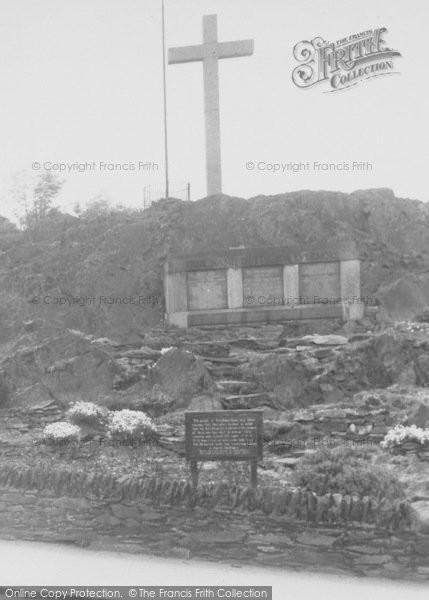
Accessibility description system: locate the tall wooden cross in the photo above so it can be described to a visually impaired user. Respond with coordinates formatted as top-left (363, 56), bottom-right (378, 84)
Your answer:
top-left (168, 15), bottom-right (254, 196)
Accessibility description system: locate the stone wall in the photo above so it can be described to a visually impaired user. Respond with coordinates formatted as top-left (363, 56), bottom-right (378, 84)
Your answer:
top-left (0, 465), bottom-right (428, 581)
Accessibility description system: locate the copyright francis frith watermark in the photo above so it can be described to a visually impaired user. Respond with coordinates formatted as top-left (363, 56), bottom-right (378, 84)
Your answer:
top-left (292, 27), bottom-right (401, 92)
top-left (30, 295), bottom-right (159, 307)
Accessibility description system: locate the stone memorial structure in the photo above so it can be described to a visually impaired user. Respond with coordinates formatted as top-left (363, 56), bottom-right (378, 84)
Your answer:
top-left (164, 243), bottom-right (364, 327)
top-left (185, 410), bottom-right (263, 487)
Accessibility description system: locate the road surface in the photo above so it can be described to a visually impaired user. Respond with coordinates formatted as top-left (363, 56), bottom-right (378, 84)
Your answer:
top-left (0, 539), bottom-right (427, 600)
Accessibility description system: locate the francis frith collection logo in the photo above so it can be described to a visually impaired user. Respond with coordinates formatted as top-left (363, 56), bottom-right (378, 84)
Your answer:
top-left (292, 28), bottom-right (401, 92)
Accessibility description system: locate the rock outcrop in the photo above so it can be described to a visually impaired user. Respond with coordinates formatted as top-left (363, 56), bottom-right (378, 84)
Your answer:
top-left (0, 189), bottom-right (428, 346)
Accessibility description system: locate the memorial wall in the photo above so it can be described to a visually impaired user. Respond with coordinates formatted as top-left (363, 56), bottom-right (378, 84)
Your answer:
top-left (164, 244), bottom-right (363, 327)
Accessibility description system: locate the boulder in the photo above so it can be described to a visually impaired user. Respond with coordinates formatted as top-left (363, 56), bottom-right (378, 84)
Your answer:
top-left (408, 403), bottom-right (429, 428)
top-left (376, 275), bottom-right (429, 321)
top-left (0, 329), bottom-right (117, 407)
top-left (415, 354), bottom-right (429, 386)
top-left (239, 353), bottom-right (322, 409)
top-left (150, 348), bottom-right (213, 406)
top-left (187, 395), bottom-right (223, 412)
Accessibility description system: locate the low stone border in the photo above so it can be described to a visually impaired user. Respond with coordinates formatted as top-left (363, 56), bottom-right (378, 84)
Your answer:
top-left (0, 465), bottom-right (414, 529)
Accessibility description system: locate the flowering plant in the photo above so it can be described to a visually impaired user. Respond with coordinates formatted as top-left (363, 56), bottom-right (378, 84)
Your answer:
top-left (107, 409), bottom-right (157, 442)
top-left (66, 401), bottom-right (106, 426)
top-left (381, 424), bottom-right (429, 450)
top-left (42, 421), bottom-right (80, 444)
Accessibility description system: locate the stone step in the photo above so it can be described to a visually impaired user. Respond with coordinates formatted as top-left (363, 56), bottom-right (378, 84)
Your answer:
top-left (183, 341), bottom-right (232, 357)
top-left (221, 392), bottom-right (271, 410)
top-left (271, 347), bottom-right (294, 355)
top-left (187, 337), bottom-right (282, 352)
top-left (197, 355), bottom-right (245, 365)
top-left (117, 348), bottom-right (161, 360)
top-left (229, 338), bottom-right (281, 351)
top-left (29, 400), bottom-right (60, 412)
top-left (215, 380), bottom-right (258, 394)
top-left (205, 364), bottom-right (239, 378)
top-left (157, 436), bottom-right (185, 456)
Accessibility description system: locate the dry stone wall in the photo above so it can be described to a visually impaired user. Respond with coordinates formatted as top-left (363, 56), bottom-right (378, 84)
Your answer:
top-left (0, 465), bottom-right (428, 581)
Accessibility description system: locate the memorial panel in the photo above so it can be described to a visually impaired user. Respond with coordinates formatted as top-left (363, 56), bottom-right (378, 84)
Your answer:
top-left (242, 266), bottom-right (283, 307)
top-left (187, 269), bottom-right (228, 311)
top-left (299, 261), bottom-right (340, 302)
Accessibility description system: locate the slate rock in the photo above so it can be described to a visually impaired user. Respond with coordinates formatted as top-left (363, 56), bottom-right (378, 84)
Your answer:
top-left (354, 555), bottom-right (391, 565)
top-left (189, 530), bottom-right (247, 545)
top-left (110, 503), bottom-right (140, 519)
top-left (296, 532), bottom-right (336, 547)
top-left (407, 403), bottom-right (429, 428)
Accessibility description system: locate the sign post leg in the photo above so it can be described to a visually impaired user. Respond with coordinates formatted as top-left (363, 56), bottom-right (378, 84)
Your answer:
top-left (250, 459), bottom-right (257, 488)
top-left (190, 460), bottom-right (198, 488)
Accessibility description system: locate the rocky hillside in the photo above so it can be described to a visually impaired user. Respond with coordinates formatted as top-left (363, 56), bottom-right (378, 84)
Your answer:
top-left (0, 188), bottom-right (428, 348)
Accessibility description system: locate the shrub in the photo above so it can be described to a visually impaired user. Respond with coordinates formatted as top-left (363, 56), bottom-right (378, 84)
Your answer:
top-left (134, 385), bottom-right (176, 417)
top-left (381, 424), bottom-right (429, 450)
top-left (292, 445), bottom-right (405, 501)
top-left (66, 401), bottom-right (106, 426)
top-left (42, 421), bottom-right (80, 444)
top-left (107, 409), bottom-right (157, 443)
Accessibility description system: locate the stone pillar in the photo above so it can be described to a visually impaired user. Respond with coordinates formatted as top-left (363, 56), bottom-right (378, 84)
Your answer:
top-left (167, 312), bottom-right (189, 328)
top-left (165, 269), bottom-right (188, 314)
top-left (283, 264), bottom-right (299, 306)
top-left (340, 259), bottom-right (364, 320)
top-left (227, 267), bottom-right (243, 308)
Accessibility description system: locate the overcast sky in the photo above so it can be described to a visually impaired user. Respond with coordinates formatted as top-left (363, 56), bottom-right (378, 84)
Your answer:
top-left (0, 0), bottom-right (428, 221)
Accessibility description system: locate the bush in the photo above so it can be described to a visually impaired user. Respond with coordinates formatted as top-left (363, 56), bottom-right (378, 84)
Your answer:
top-left (42, 422), bottom-right (80, 444)
top-left (134, 385), bottom-right (176, 417)
top-left (381, 424), bottom-right (429, 450)
top-left (292, 446), bottom-right (405, 501)
top-left (66, 401), bottom-right (107, 426)
top-left (107, 409), bottom-right (157, 443)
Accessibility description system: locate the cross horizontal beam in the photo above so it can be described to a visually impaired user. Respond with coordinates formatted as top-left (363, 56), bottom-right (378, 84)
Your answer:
top-left (168, 40), bottom-right (253, 65)
top-left (217, 40), bottom-right (254, 59)
top-left (169, 39), bottom-right (254, 64)
top-left (168, 44), bottom-right (205, 64)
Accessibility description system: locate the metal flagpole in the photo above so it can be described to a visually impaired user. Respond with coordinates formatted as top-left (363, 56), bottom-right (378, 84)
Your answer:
top-left (161, 0), bottom-right (169, 199)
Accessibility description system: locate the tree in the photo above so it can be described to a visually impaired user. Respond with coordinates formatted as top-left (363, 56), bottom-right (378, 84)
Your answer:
top-left (11, 170), bottom-right (65, 229)
top-left (79, 194), bottom-right (112, 219)
top-left (32, 171), bottom-right (64, 222)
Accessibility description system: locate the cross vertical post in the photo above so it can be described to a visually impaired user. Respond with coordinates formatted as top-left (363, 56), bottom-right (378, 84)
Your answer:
top-left (203, 15), bottom-right (222, 196)
top-left (168, 14), bottom-right (254, 197)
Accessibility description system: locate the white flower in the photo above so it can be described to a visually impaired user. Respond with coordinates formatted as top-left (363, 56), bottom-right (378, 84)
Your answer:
top-left (160, 346), bottom-right (175, 355)
top-left (43, 421), bottom-right (80, 441)
top-left (107, 409), bottom-right (156, 438)
top-left (381, 424), bottom-right (429, 449)
top-left (67, 401), bottom-right (104, 419)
